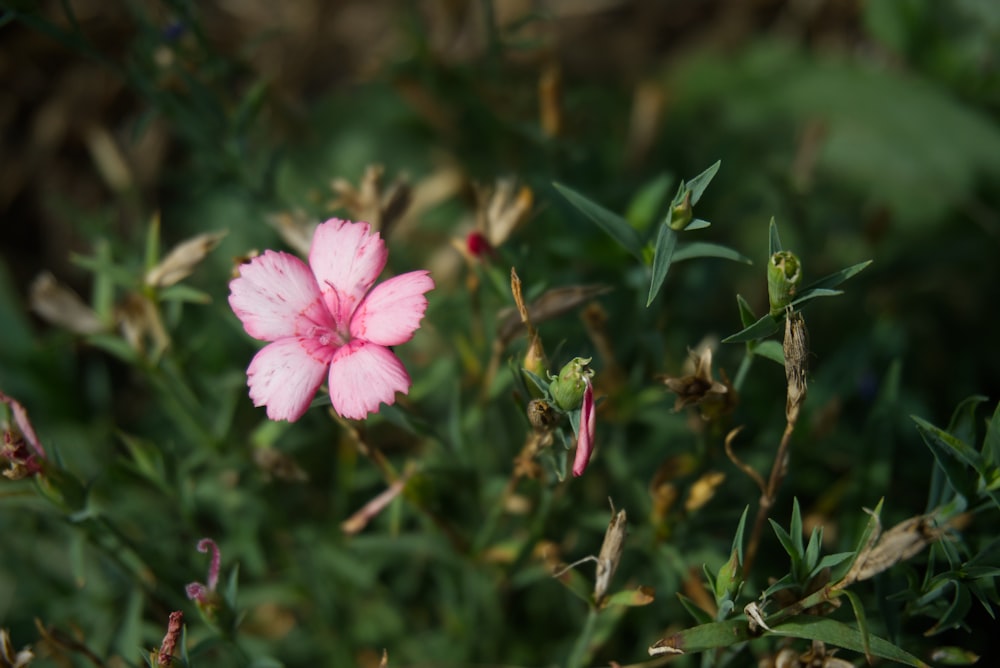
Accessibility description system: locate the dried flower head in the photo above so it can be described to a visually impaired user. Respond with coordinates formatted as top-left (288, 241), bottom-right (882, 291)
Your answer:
top-left (29, 273), bottom-right (105, 335)
top-left (661, 346), bottom-right (735, 419)
top-left (146, 230), bottom-right (227, 288)
top-left (0, 629), bottom-right (33, 668)
top-left (783, 309), bottom-right (809, 423)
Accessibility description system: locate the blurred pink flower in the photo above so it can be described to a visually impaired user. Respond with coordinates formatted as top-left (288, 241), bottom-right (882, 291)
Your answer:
top-left (185, 538), bottom-right (220, 604)
top-left (1, 390), bottom-right (46, 478)
top-left (229, 218), bottom-right (434, 421)
top-left (571, 379), bottom-right (595, 477)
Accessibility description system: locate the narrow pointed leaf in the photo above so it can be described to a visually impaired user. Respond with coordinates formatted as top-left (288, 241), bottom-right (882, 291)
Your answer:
top-left (842, 589), bottom-right (873, 664)
top-left (684, 219), bottom-right (712, 230)
top-left (770, 616), bottom-right (929, 667)
top-left (648, 619), bottom-right (751, 656)
top-left (769, 519), bottom-right (802, 572)
top-left (833, 499), bottom-right (883, 584)
top-left (913, 416), bottom-right (979, 501)
top-left (754, 340), bottom-right (785, 365)
top-left (947, 395), bottom-right (989, 450)
top-left (676, 593), bottom-right (715, 625)
top-left (686, 160), bottom-right (721, 205)
top-left (732, 506), bottom-right (750, 564)
top-left (722, 313), bottom-right (780, 343)
top-left (553, 182), bottom-right (644, 260)
top-left (800, 259), bottom-right (873, 292)
top-left (789, 287), bottom-right (844, 307)
top-left (604, 586), bottom-right (655, 608)
top-left (768, 217), bottom-right (782, 255)
top-left (983, 402), bottom-right (1000, 468)
top-left (736, 294), bottom-right (757, 328)
top-left (625, 172), bottom-right (673, 234)
top-left (913, 416), bottom-right (985, 474)
top-left (673, 242), bottom-right (752, 264)
top-left (646, 225), bottom-right (678, 306)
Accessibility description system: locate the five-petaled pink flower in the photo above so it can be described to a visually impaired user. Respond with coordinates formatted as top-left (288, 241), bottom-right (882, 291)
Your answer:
top-left (571, 378), bottom-right (595, 477)
top-left (229, 218), bottom-right (434, 421)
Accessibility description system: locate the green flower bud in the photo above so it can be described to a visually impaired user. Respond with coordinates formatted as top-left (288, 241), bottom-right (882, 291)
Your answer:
top-left (550, 357), bottom-right (594, 411)
top-left (668, 190), bottom-right (693, 231)
top-left (767, 251), bottom-right (802, 316)
top-left (714, 547), bottom-right (743, 603)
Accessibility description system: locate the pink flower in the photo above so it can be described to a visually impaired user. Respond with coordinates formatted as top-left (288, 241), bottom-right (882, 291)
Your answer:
top-left (229, 218), bottom-right (434, 421)
top-left (185, 538), bottom-right (220, 604)
top-left (1, 391), bottom-right (46, 479)
top-left (571, 378), bottom-right (596, 477)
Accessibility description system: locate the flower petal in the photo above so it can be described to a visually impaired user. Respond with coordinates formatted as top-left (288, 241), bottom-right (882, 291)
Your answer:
top-left (328, 341), bottom-right (410, 420)
top-left (229, 251), bottom-right (333, 341)
top-left (350, 270), bottom-right (434, 346)
top-left (246, 337), bottom-right (334, 421)
top-left (309, 219), bottom-right (387, 326)
top-left (572, 381), bottom-right (596, 477)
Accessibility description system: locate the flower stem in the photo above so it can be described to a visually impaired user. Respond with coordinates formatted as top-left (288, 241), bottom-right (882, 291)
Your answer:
top-left (566, 607), bottom-right (599, 668)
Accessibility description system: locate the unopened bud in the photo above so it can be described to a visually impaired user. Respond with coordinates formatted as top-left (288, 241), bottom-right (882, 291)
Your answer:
top-left (767, 251), bottom-right (802, 316)
top-left (714, 547), bottom-right (742, 602)
top-left (549, 357), bottom-right (594, 411)
top-left (668, 190), bottom-right (693, 231)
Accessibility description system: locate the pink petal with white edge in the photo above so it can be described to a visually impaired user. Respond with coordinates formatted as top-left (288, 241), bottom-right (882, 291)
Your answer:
top-left (246, 337), bottom-right (335, 422)
top-left (327, 341), bottom-right (410, 420)
top-left (229, 251), bottom-right (333, 342)
top-left (350, 270), bottom-right (434, 346)
top-left (309, 219), bottom-right (388, 326)
top-left (572, 381), bottom-right (596, 477)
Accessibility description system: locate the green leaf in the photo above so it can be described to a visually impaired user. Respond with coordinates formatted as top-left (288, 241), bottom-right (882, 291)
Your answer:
top-left (983, 402), bottom-right (1000, 468)
top-left (648, 619), bottom-right (751, 655)
top-left (799, 259), bottom-right (873, 292)
top-left (684, 219), bottom-right (712, 230)
top-left (768, 217), bottom-right (782, 255)
top-left (842, 589), bottom-right (873, 663)
top-left (722, 313), bottom-right (780, 343)
top-left (947, 395), bottom-right (989, 451)
top-left (804, 526), bottom-right (823, 574)
top-left (732, 506), bottom-right (750, 565)
top-left (813, 551), bottom-right (853, 574)
top-left (925, 583), bottom-right (972, 635)
top-left (145, 213), bottom-right (161, 273)
top-left (769, 616), bottom-right (929, 667)
top-left (625, 172), bottom-right (673, 234)
top-left (913, 415), bottom-right (984, 500)
top-left (676, 593), bottom-right (715, 625)
top-left (604, 585), bottom-right (655, 608)
top-left (158, 284), bottom-right (213, 304)
top-left (832, 498), bottom-right (883, 584)
top-left (553, 182), bottom-right (644, 260)
top-left (686, 160), bottom-right (721, 205)
top-left (85, 334), bottom-right (140, 364)
top-left (754, 340), bottom-right (785, 365)
top-left (769, 519), bottom-right (803, 577)
top-left (789, 287), bottom-right (844, 307)
top-left (672, 242), bottom-right (752, 264)
top-left (790, 498), bottom-right (804, 555)
top-left (646, 225), bottom-right (678, 306)
top-left (736, 294), bottom-right (757, 328)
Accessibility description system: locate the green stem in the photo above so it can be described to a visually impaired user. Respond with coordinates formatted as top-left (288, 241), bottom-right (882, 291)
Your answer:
top-left (733, 348), bottom-right (755, 392)
top-left (566, 607), bottom-right (599, 668)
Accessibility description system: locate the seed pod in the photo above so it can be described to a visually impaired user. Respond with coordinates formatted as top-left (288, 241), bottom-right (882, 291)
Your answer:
top-left (768, 251), bottom-right (802, 316)
top-left (594, 508), bottom-right (627, 602)
top-left (783, 309), bottom-right (808, 423)
top-left (526, 399), bottom-right (557, 431)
